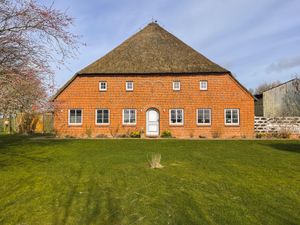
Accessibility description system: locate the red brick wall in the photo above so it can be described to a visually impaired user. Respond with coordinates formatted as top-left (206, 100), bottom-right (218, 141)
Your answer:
top-left (53, 73), bottom-right (254, 138)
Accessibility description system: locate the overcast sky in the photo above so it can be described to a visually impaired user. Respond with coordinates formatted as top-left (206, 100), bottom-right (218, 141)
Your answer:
top-left (40, 0), bottom-right (300, 90)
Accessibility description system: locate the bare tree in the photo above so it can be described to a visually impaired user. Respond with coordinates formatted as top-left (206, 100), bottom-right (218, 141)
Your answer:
top-left (0, 0), bottom-right (80, 131)
top-left (254, 80), bottom-right (281, 94)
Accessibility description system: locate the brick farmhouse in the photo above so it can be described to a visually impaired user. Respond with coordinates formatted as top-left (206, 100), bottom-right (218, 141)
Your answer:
top-left (52, 23), bottom-right (254, 138)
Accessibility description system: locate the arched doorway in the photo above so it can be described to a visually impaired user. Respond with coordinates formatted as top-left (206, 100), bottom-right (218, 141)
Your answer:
top-left (146, 108), bottom-right (160, 137)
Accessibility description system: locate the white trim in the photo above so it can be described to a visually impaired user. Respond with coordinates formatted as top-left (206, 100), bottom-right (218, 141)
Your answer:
top-left (122, 109), bottom-right (137, 125)
top-left (68, 109), bottom-right (82, 126)
top-left (173, 81), bottom-right (181, 91)
top-left (95, 109), bottom-right (110, 125)
top-left (126, 81), bottom-right (134, 91)
top-left (224, 108), bottom-right (240, 125)
top-left (99, 81), bottom-right (107, 91)
top-left (196, 108), bottom-right (211, 125)
top-left (169, 109), bottom-right (184, 125)
top-left (200, 81), bottom-right (208, 90)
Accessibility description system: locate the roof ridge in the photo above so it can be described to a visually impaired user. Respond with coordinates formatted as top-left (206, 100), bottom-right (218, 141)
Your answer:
top-left (78, 22), bottom-right (229, 74)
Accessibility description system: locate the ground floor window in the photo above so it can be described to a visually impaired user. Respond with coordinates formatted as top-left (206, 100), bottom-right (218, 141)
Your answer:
top-left (96, 109), bottom-right (109, 124)
top-left (123, 109), bottom-right (136, 125)
top-left (68, 109), bottom-right (82, 125)
top-left (169, 109), bottom-right (184, 125)
top-left (225, 109), bottom-right (239, 125)
top-left (197, 109), bottom-right (211, 125)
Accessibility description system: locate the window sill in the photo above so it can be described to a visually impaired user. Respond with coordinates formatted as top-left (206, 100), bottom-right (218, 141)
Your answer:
top-left (196, 124), bottom-right (211, 127)
top-left (68, 124), bottom-right (82, 127)
top-left (225, 124), bottom-right (240, 127)
top-left (122, 124), bottom-right (136, 127)
top-left (169, 124), bottom-right (184, 127)
top-left (95, 124), bottom-right (110, 126)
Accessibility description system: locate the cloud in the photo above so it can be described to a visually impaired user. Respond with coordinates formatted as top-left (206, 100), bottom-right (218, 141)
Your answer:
top-left (266, 56), bottom-right (300, 73)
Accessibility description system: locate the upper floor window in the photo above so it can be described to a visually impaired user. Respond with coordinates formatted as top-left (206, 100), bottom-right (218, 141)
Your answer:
top-left (68, 109), bottom-right (82, 125)
top-left (200, 81), bottom-right (208, 90)
top-left (169, 109), bottom-right (184, 125)
top-left (99, 81), bottom-right (107, 91)
top-left (126, 81), bottom-right (134, 91)
top-left (197, 109), bottom-right (211, 125)
top-left (96, 109), bottom-right (109, 125)
top-left (123, 109), bottom-right (136, 125)
top-left (225, 109), bottom-right (239, 125)
top-left (173, 81), bottom-right (180, 91)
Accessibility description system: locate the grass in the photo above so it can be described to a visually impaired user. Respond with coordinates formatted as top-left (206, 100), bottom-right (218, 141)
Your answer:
top-left (0, 135), bottom-right (299, 225)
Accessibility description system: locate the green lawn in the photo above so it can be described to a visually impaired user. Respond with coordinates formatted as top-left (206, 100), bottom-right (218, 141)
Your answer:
top-left (0, 136), bottom-right (299, 225)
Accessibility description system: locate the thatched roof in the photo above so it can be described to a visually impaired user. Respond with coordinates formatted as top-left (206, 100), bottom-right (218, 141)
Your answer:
top-left (79, 22), bottom-right (228, 74)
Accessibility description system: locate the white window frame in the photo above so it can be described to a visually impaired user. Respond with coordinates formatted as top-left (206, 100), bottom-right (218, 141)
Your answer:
top-left (126, 81), bottom-right (134, 91)
top-left (173, 81), bottom-right (181, 91)
top-left (99, 81), bottom-right (107, 91)
top-left (200, 81), bottom-right (208, 90)
top-left (224, 109), bottom-right (240, 125)
top-left (169, 109), bottom-right (184, 125)
top-left (68, 109), bottom-right (82, 125)
top-left (196, 108), bottom-right (211, 125)
top-left (95, 109), bottom-right (110, 125)
top-left (122, 109), bottom-right (136, 125)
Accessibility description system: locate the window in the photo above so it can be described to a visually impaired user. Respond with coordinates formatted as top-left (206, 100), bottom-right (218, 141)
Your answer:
top-left (169, 109), bottom-right (184, 125)
top-left (68, 109), bottom-right (82, 125)
top-left (173, 81), bottom-right (180, 91)
top-left (99, 81), bottom-right (107, 91)
top-left (225, 109), bottom-right (239, 125)
top-left (126, 81), bottom-right (134, 91)
top-left (197, 109), bottom-right (211, 125)
top-left (200, 81), bottom-right (208, 90)
top-left (123, 109), bottom-right (136, 125)
top-left (96, 109), bottom-right (109, 125)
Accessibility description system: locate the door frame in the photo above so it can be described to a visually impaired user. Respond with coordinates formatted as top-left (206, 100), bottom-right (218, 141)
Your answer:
top-left (146, 108), bottom-right (160, 137)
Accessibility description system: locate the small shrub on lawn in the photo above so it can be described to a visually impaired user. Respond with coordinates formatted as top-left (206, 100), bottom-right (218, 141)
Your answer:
top-left (65, 135), bottom-right (76, 139)
top-left (212, 130), bottom-right (221, 138)
top-left (85, 126), bottom-right (92, 138)
top-left (148, 153), bottom-right (163, 169)
top-left (95, 134), bottom-right (108, 138)
top-left (277, 129), bottom-right (291, 139)
top-left (161, 130), bottom-right (172, 138)
top-left (130, 131), bottom-right (141, 138)
top-left (199, 135), bottom-right (207, 139)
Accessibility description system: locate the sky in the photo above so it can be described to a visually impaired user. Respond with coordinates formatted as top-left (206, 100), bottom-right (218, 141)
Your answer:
top-left (40, 0), bottom-right (300, 91)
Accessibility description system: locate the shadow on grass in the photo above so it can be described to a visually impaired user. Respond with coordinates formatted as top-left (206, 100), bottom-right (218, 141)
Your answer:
top-left (260, 142), bottom-right (300, 154)
top-left (51, 169), bottom-right (126, 225)
top-left (0, 134), bottom-right (71, 169)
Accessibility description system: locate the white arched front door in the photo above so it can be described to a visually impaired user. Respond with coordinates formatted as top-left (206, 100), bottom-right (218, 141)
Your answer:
top-left (146, 109), bottom-right (159, 137)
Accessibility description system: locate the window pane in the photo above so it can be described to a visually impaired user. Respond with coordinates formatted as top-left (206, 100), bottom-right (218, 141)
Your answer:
top-left (171, 110), bottom-right (176, 123)
top-left (204, 109), bottom-right (210, 123)
top-left (177, 110), bottom-right (182, 123)
top-left (173, 81), bottom-right (180, 89)
top-left (226, 110), bottom-right (232, 123)
top-left (70, 110), bottom-right (76, 123)
top-left (232, 110), bottom-right (238, 123)
top-left (103, 110), bottom-right (109, 118)
top-left (100, 82), bottom-right (106, 89)
top-left (200, 81), bottom-right (207, 90)
top-left (124, 110), bottom-right (129, 123)
top-left (127, 82), bottom-right (133, 90)
top-left (130, 110), bottom-right (135, 123)
top-left (97, 110), bottom-right (103, 123)
top-left (198, 110), bottom-right (202, 123)
top-left (76, 110), bottom-right (82, 123)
